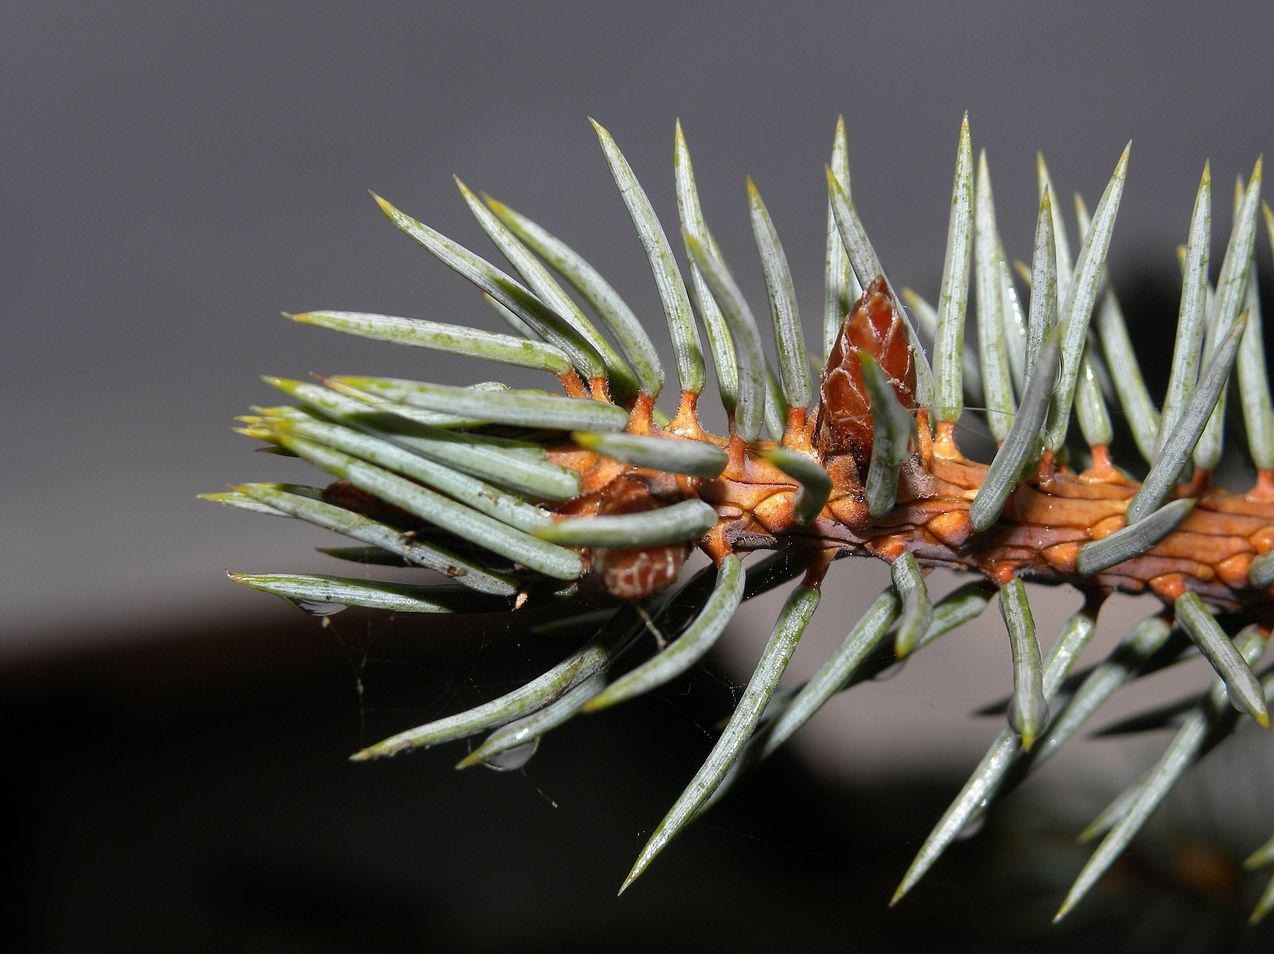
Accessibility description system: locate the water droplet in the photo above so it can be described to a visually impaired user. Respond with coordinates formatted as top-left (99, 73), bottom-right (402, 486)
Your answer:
top-left (873, 658), bottom-right (907, 681)
top-left (957, 804), bottom-right (988, 840)
top-left (481, 738), bottom-right (540, 772)
top-left (286, 598), bottom-right (349, 618)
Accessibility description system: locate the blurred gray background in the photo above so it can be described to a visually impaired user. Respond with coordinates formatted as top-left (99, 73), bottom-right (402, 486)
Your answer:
top-left (5, 3), bottom-right (1274, 950)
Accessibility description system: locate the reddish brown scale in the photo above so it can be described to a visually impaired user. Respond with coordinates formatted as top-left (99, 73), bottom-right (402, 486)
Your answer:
top-left (602, 545), bottom-right (690, 601)
top-left (557, 472), bottom-right (695, 600)
top-left (319, 481), bottom-right (479, 579)
top-left (545, 277), bottom-right (1274, 630)
top-left (814, 276), bottom-right (916, 479)
top-left (322, 480), bottom-right (420, 530)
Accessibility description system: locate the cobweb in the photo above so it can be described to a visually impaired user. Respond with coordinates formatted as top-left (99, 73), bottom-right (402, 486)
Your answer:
top-left (299, 550), bottom-right (1274, 937)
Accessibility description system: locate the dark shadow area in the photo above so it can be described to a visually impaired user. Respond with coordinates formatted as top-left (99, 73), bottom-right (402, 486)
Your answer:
top-left (5, 610), bottom-right (1272, 953)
